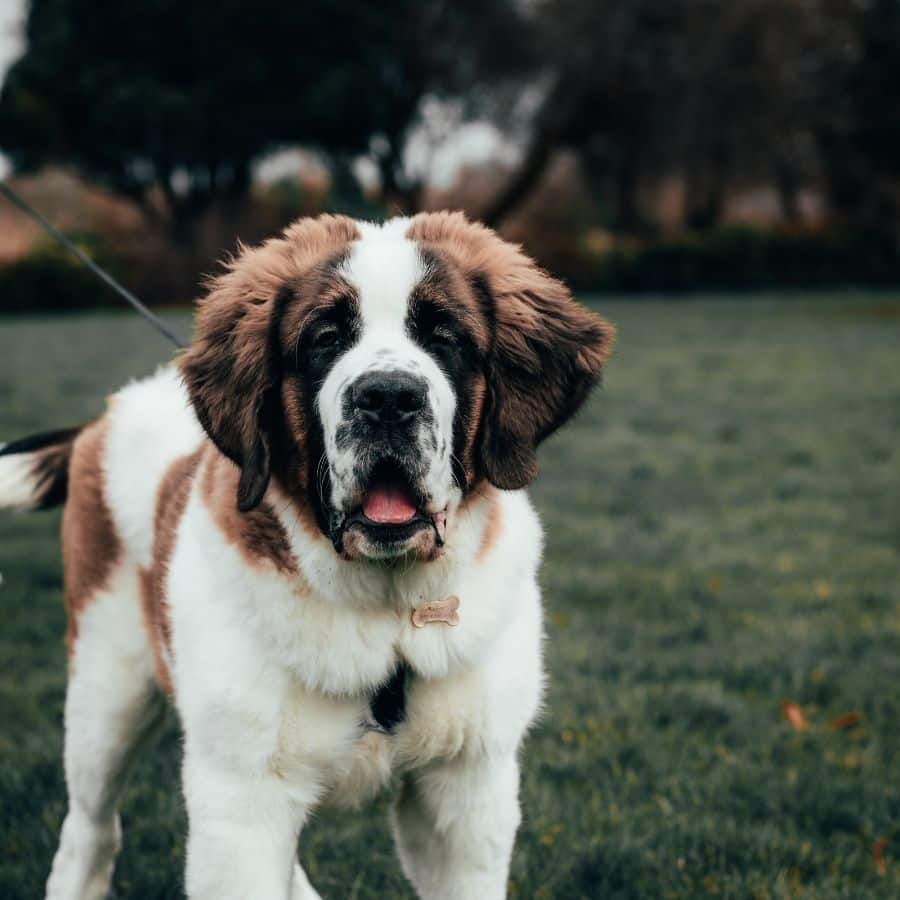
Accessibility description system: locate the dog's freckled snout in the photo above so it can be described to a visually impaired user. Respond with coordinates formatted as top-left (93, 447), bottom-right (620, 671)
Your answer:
top-left (352, 371), bottom-right (427, 426)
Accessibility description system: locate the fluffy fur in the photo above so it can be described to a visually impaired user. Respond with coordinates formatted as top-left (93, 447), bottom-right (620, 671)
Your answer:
top-left (0, 212), bottom-right (613, 900)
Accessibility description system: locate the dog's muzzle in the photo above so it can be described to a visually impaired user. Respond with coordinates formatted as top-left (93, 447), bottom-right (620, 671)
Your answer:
top-left (330, 369), bottom-right (446, 561)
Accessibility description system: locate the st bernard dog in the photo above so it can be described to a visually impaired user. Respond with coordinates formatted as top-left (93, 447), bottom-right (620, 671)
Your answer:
top-left (0, 212), bottom-right (613, 900)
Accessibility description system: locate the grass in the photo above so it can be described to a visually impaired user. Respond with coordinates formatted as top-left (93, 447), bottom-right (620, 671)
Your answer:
top-left (1, 295), bottom-right (899, 899)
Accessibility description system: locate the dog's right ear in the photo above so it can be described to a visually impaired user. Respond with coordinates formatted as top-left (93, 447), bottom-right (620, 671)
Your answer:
top-left (179, 257), bottom-right (288, 513)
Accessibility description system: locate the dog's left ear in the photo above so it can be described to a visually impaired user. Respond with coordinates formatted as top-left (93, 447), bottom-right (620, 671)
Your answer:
top-left (180, 269), bottom-right (287, 513)
top-left (476, 244), bottom-right (615, 491)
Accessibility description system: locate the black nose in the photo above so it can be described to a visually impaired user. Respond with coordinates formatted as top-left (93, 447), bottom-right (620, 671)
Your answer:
top-left (352, 370), bottom-right (427, 426)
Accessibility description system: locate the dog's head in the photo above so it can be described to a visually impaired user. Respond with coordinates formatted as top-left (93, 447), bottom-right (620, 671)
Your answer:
top-left (181, 212), bottom-right (613, 563)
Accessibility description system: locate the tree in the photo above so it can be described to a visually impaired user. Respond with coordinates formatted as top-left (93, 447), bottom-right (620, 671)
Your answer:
top-left (0, 0), bottom-right (530, 230)
top-left (481, 0), bottom-right (697, 231)
top-left (480, 0), bottom-right (861, 233)
top-left (0, 0), bottom-right (424, 234)
top-left (817, 0), bottom-right (900, 247)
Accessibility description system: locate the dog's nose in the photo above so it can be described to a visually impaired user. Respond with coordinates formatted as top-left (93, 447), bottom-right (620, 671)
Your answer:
top-left (352, 371), bottom-right (427, 426)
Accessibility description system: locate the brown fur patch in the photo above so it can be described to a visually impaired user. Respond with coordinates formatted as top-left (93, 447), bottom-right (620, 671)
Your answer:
top-left (199, 445), bottom-right (300, 577)
top-left (142, 448), bottom-right (204, 692)
top-left (411, 247), bottom-right (492, 354)
top-left (407, 211), bottom-right (616, 491)
top-left (62, 420), bottom-right (120, 652)
top-left (462, 375), bottom-right (487, 485)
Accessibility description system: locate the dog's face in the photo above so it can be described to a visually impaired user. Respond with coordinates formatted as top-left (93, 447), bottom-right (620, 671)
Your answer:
top-left (181, 213), bottom-right (614, 563)
top-left (313, 232), bottom-right (463, 560)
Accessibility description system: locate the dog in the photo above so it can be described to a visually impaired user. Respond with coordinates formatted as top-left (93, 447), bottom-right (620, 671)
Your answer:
top-left (0, 212), bottom-right (613, 899)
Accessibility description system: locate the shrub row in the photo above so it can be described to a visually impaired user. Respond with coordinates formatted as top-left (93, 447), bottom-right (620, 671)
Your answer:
top-left (573, 226), bottom-right (900, 293)
top-left (1, 225), bottom-right (899, 313)
top-left (0, 235), bottom-right (125, 313)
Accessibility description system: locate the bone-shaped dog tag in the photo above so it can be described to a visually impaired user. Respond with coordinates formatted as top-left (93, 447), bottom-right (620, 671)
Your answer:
top-left (411, 595), bottom-right (460, 628)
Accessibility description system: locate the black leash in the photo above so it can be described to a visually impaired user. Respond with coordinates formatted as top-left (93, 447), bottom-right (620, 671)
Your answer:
top-left (0, 180), bottom-right (186, 349)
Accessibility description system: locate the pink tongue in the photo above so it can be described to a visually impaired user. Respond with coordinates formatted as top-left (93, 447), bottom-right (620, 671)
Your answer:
top-left (362, 483), bottom-right (418, 524)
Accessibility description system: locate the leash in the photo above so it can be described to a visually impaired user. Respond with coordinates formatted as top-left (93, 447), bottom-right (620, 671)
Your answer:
top-left (0, 180), bottom-right (186, 349)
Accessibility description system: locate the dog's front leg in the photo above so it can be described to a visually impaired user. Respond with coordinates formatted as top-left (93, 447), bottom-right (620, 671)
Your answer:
top-left (392, 753), bottom-right (521, 900)
top-left (182, 748), bottom-right (316, 900)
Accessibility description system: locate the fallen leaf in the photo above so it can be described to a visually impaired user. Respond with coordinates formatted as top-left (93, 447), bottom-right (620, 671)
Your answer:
top-left (781, 700), bottom-right (808, 731)
top-left (873, 837), bottom-right (887, 876)
top-left (830, 711), bottom-right (861, 730)
top-left (707, 575), bottom-right (722, 593)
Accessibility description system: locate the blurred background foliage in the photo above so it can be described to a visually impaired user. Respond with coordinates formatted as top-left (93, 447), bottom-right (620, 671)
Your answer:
top-left (0, 0), bottom-right (899, 305)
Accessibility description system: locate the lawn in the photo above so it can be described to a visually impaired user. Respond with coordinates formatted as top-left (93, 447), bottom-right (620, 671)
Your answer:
top-left (1, 296), bottom-right (899, 899)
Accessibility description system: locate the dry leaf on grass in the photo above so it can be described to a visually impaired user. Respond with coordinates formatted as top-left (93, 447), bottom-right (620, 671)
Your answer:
top-left (829, 711), bottom-right (861, 730)
top-left (872, 837), bottom-right (887, 876)
top-left (781, 700), bottom-right (808, 731)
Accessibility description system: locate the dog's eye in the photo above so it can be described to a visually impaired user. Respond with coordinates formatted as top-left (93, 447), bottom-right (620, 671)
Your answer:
top-left (427, 326), bottom-right (456, 350)
top-left (312, 328), bottom-right (341, 350)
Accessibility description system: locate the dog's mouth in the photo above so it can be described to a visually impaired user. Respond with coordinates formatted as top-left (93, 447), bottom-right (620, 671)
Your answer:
top-left (336, 460), bottom-right (446, 560)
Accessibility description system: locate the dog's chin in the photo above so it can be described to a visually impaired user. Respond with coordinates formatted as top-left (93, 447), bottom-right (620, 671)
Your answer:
top-left (340, 515), bottom-right (442, 563)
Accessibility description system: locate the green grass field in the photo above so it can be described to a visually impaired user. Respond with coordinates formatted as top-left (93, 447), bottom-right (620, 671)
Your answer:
top-left (1, 296), bottom-right (899, 899)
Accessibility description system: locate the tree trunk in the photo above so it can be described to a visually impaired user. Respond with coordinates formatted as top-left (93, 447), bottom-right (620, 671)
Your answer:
top-left (482, 70), bottom-right (587, 229)
top-left (481, 133), bottom-right (556, 228)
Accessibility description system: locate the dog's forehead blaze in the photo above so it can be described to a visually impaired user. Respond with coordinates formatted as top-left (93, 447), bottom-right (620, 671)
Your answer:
top-left (340, 226), bottom-right (425, 333)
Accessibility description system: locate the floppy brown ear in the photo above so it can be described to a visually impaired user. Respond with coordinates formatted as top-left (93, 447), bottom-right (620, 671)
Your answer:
top-left (476, 249), bottom-right (614, 491)
top-left (179, 269), bottom-right (287, 513)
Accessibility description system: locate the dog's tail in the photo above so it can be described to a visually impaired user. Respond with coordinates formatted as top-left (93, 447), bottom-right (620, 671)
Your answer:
top-left (0, 426), bottom-right (85, 511)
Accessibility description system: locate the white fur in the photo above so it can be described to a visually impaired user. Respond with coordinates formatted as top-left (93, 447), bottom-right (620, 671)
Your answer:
top-left (104, 367), bottom-right (204, 567)
top-left (47, 569), bottom-right (164, 900)
top-left (44, 220), bottom-right (547, 900)
top-left (0, 446), bottom-right (45, 510)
